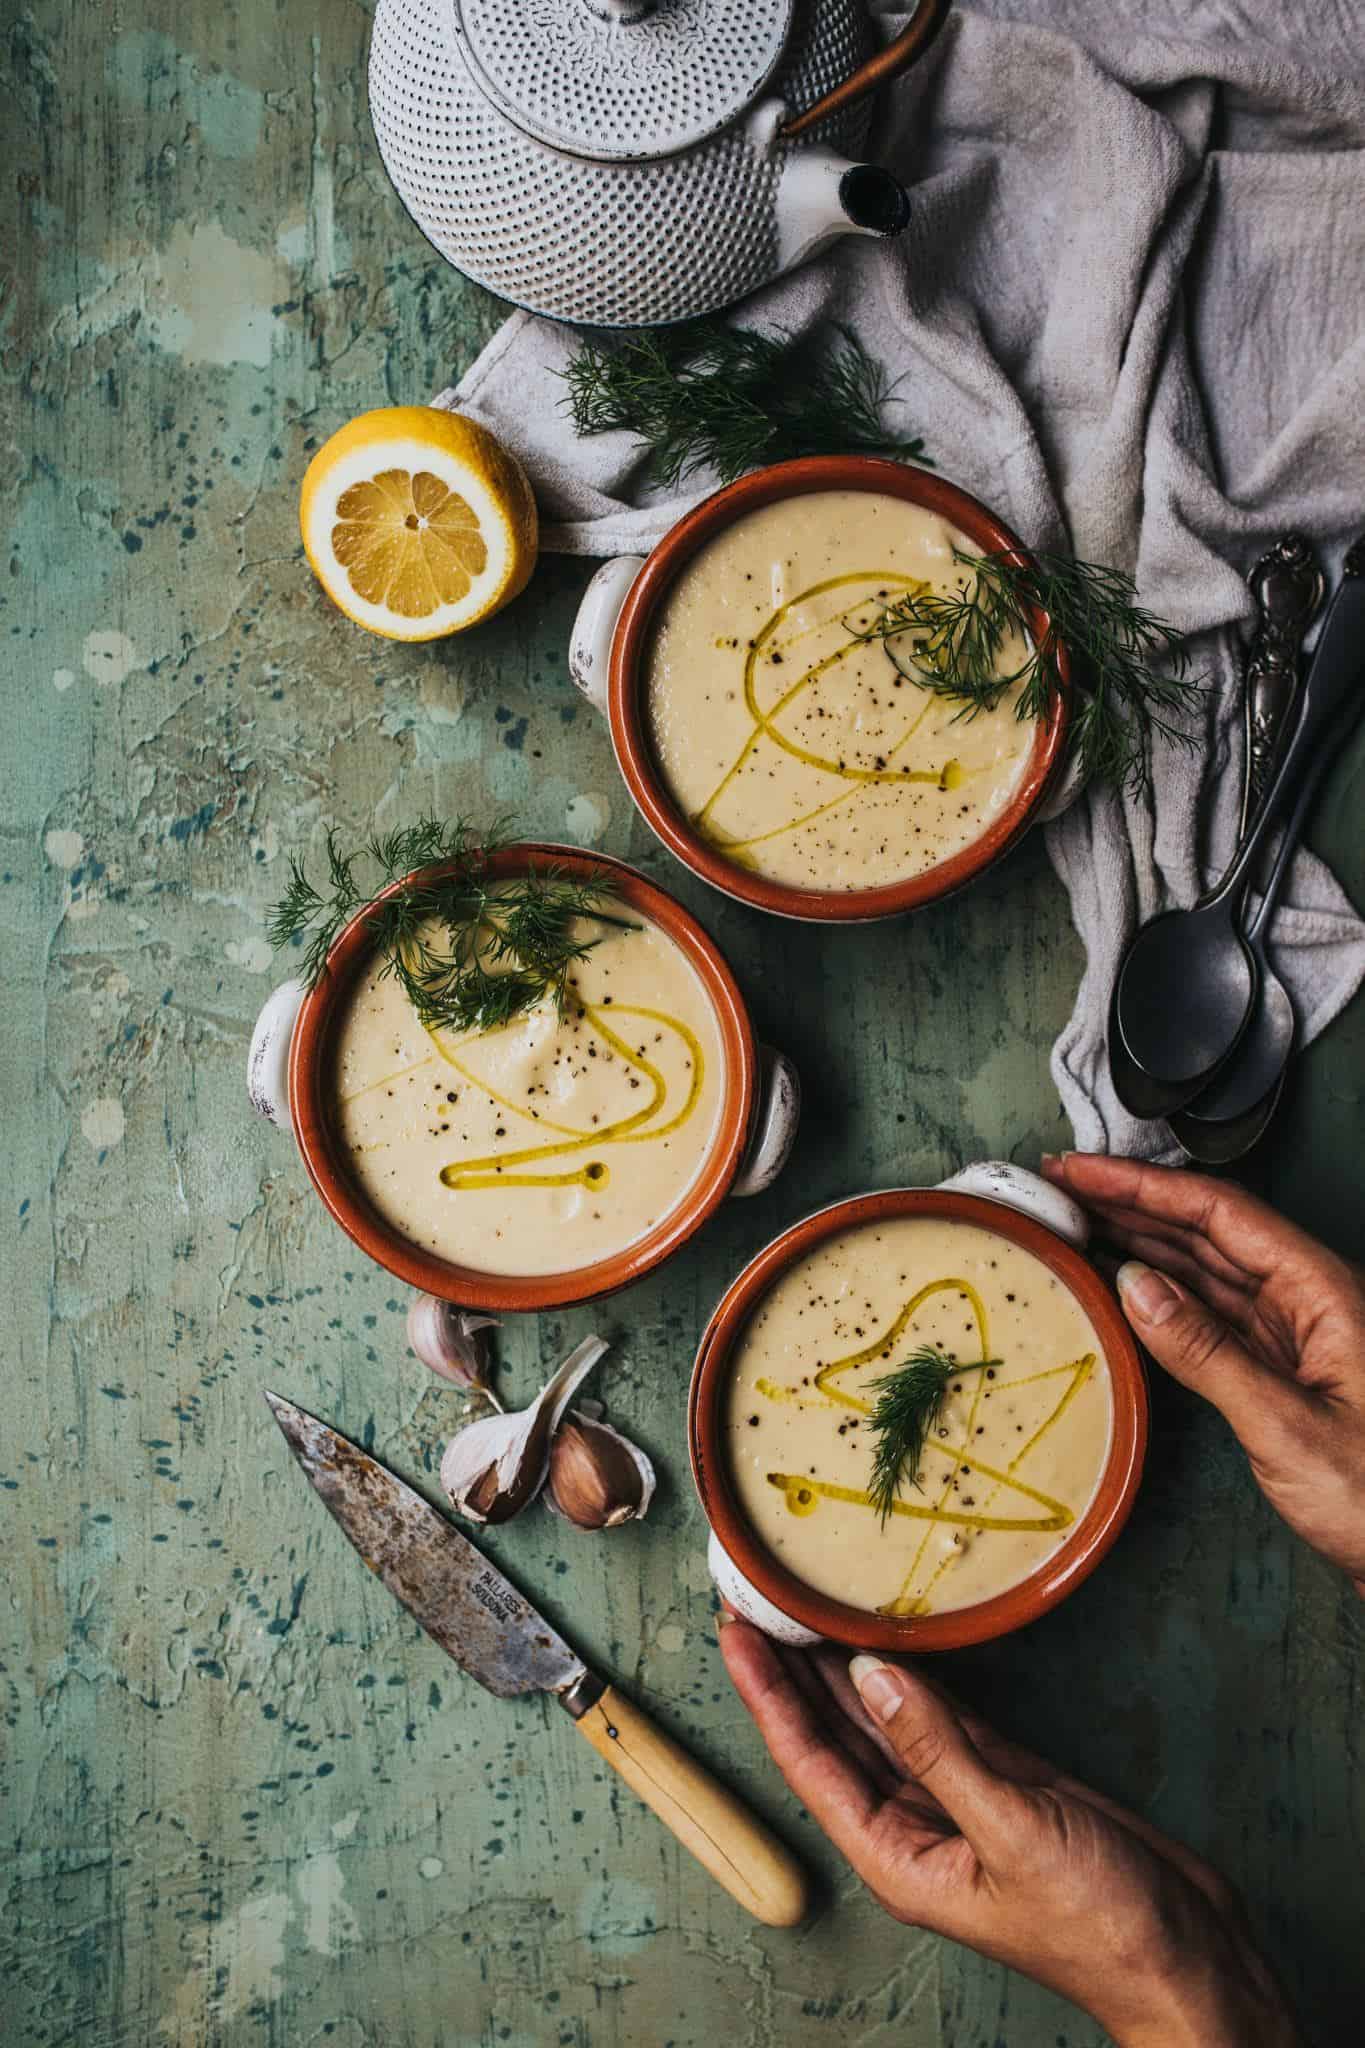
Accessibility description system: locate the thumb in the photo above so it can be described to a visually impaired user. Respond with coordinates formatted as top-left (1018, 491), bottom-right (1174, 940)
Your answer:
top-left (850, 1655), bottom-right (1028, 1859)
top-left (1115, 1259), bottom-right (1311, 1453)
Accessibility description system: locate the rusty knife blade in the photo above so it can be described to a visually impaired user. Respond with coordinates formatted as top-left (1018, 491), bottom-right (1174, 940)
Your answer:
top-left (265, 1392), bottom-right (588, 1702)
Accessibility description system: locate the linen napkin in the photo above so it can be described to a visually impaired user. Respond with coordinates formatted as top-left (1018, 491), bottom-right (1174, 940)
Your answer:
top-left (446, 0), bottom-right (1365, 1159)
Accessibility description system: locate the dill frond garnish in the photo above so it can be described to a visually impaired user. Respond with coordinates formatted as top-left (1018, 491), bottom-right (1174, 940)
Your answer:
top-left (855, 548), bottom-right (1203, 794)
top-left (866, 1347), bottom-right (1001, 1524)
top-left (267, 817), bottom-right (636, 1034)
top-left (560, 322), bottom-right (931, 488)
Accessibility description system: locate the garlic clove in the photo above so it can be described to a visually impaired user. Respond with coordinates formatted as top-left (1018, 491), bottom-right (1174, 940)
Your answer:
top-left (408, 1295), bottom-right (501, 1404)
top-left (439, 1335), bottom-right (607, 1525)
top-left (544, 1411), bottom-right (656, 1531)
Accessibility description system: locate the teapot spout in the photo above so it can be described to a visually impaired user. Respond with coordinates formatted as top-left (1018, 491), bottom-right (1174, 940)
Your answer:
top-left (773, 149), bottom-right (910, 274)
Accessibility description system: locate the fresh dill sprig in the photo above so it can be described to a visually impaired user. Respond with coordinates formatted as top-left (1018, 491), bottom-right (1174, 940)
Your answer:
top-left (560, 322), bottom-right (931, 489)
top-left (866, 1346), bottom-right (1001, 1524)
top-left (266, 817), bottom-right (487, 992)
top-left (267, 816), bottom-right (636, 1034)
top-left (856, 548), bottom-right (1203, 794)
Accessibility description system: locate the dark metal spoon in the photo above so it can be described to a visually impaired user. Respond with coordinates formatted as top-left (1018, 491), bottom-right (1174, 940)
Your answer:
top-left (1108, 537), bottom-right (1317, 1123)
top-left (1167, 756), bottom-right (1326, 1161)
top-left (1166, 536), bottom-right (1326, 1161)
top-left (1110, 540), bottom-right (1365, 1120)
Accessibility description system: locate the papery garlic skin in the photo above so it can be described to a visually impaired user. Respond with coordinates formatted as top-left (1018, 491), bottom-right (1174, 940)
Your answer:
top-left (545, 1412), bottom-right (656, 1531)
top-left (440, 1409), bottom-right (542, 1523)
top-left (408, 1295), bottom-right (501, 1401)
top-left (440, 1336), bottom-right (608, 1525)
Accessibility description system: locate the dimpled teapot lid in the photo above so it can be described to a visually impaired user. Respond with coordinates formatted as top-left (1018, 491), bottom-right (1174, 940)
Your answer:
top-left (455, 0), bottom-right (795, 162)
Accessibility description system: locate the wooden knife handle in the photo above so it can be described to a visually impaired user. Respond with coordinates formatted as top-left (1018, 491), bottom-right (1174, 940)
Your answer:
top-left (574, 1684), bottom-right (808, 1927)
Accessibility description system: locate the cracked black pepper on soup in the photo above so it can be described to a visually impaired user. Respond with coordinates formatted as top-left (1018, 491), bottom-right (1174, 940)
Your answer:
top-left (645, 490), bottom-right (1036, 890)
top-left (331, 912), bottom-right (724, 1276)
top-left (725, 1215), bottom-right (1113, 1616)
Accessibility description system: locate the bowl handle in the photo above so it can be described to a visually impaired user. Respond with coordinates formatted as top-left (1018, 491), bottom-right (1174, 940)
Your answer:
top-left (708, 1531), bottom-right (823, 1647)
top-left (247, 978), bottom-right (306, 1133)
top-left (1034, 740), bottom-right (1089, 823)
top-left (569, 555), bottom-right (647, 716)
top-left (937, 1160), bottom-right (1089, 1249)
top-left (731, 1044), bottom-right (801, 1199)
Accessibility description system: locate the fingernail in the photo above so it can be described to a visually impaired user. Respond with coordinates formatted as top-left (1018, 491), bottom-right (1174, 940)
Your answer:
top-left (715, 1608), bottom-right (733, 1630)
top-left (1117, 1260), bottom-right (1180, 1326)
top-left (850, 1653), bottom-right (902, 1723)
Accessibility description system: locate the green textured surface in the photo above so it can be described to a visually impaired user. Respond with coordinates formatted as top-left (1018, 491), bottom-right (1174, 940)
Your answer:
top-left (3, 4), bottom-right (1364, 2045)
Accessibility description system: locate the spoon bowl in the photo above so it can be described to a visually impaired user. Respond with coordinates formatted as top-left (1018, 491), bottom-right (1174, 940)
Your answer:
top-left (1169, 957), bottom-right (1294, 1161)
top-left (1112, 904), bottom-right (1257, 1116)
top-left (1173, 962), bottom-right (1293, 1129)
top-left (1166, 681), bottom-right (1353, 1159)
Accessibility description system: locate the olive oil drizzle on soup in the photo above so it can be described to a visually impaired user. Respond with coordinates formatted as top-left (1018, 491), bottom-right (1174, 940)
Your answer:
top-left (725, 1217), bottom-right (1113, 1616)
top-left (331, 911), bottom-right (724, 1278)
top-left (645, 491), bottom-right (1037, 893)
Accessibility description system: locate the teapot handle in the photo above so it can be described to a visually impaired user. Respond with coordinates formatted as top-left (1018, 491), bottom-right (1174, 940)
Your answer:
top-left (779, 0), bottom-right (951, 142)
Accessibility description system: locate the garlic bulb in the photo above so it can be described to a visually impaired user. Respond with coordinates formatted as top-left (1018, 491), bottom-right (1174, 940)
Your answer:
top-left (545, 1412), bottom-right (656, 1531)
top-left (408, 1295), bottom-right (500, 1405)
top-left (439, 1335), bottom-right (607, 1525)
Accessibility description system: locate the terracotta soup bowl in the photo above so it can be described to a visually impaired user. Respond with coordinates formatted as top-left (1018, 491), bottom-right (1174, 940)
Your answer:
top-left (689, 1164), bottom-right (1147, 1651)
top-left (569, 456), bottom-right (1072, 922)
top-left (247, 845), bottom-right (800, 1312)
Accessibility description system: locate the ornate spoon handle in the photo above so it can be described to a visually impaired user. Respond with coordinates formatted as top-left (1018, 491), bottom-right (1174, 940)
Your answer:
top-left (1239, 533), bottom-right (1325, 838)
top-left (1211, 541), bottom-right (1365, 913)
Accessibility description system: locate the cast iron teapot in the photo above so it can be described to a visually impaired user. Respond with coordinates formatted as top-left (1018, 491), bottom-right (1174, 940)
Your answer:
top-left (368, 0), bottom-right (949, 326)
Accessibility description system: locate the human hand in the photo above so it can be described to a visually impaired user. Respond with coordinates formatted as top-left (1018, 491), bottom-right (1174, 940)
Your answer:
top-left (719, 1619), bottom-right (1299, 2047)
top-left (1042, 1152), bottom-right (1365, 1595)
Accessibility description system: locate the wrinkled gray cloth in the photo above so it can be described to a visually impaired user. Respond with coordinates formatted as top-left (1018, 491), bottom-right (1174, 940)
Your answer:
top-left (450, 1), bottom-right (1365, 1159)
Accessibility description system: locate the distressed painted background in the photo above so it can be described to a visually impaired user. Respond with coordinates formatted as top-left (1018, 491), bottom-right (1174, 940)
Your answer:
top-left (4, 2), bottom-right (1364, 2044)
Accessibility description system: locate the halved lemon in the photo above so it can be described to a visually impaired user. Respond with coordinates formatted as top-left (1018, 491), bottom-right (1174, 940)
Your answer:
top-left (299, 406), bottom-right (538, 640)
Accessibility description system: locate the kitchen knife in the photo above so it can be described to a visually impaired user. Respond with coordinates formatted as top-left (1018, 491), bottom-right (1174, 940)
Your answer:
top-left (265, 1392), bottom-right (808, 1927)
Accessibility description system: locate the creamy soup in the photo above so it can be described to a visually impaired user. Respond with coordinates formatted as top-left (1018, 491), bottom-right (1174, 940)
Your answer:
top-left (331, 912), bottom-right (725, 1277)
top-left (646, 491), bottom-right (1036, 892)
top-left (725, 1216), bottom-right (1112, 1616)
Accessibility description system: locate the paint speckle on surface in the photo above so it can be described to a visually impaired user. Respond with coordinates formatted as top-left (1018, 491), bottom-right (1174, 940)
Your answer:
top-left (81, 1097), bottom-right (126, 1152)
top-left (418, 1856), bottom-right (444, 1880)
top-left (52, 667), bottom-right (76, 692)
top-left (424, 678), bottom-right (466, 726)
top-left (82, 629), bottom-right (140, 686)
top-left (654, 1622), bottom-right (686, 1654)
top-left (106, 28), bottom-right (265, 161)
top-left (158, 1841), bottom-right (362, 2041)
top-left (296, 1849), bottom-right (358, 1957)
top-left (45, 828), bottom-right (85, 870)
top-left (226, 934), bottom-right (273, 974)
top-left (56, 221), bottom-right (285, 369)
top-left (89, 969), bottom-right (132, 1023)
top-left (248, 820), bottom-right (281, 865)
top-left (161, 1890), bottom-right (289, 2040)
top-left (577, 1876), bottom-right (659, 1954)
top-left (154, 220), bottom-right (284, 364)
top-left (682, 1550), bottom-right (714, 1593)
top-left (565, 790), bottom-right (611, 844)
top-left (276, 219), bottom-right (310, 265)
